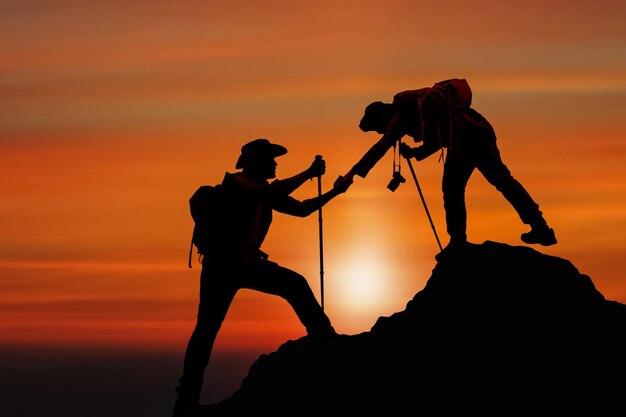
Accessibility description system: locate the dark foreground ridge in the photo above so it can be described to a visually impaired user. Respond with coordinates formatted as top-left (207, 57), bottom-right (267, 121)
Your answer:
top-left (188, 241), bottom-right (626, 415)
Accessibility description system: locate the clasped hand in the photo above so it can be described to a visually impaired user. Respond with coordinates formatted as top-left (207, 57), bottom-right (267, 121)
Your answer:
top-left (308, 156), bottom-right (352, 193)
top-left (333, 175), bottom-right (352, 193)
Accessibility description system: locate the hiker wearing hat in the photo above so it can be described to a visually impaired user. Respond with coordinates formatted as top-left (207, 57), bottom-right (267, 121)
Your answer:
top-left (342, 79), bottom-right (556, 257)
top-left (173, 139), bottom-right (351, 416)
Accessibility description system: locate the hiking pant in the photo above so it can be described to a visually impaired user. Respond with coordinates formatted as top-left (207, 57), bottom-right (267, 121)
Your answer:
top-left (174, 256), bottom-right (334, 406)
top-left (442, 133), bottom-right (546, 242)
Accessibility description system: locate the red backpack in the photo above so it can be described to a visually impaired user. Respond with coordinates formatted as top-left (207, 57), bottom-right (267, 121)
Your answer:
top-left (392, 78), bottom-right (473, 155)
top-left (187, 183), bottom-right (226, 268)
top-left (392, 78), bottom-right (473, 115)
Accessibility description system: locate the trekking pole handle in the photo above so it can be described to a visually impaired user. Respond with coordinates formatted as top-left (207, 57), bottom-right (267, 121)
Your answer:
top-left (311, 154), bottom-right (323, 181)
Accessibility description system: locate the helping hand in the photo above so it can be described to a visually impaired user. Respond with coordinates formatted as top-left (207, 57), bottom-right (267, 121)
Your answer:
top-left (333, 174), bottom-right (353, 194)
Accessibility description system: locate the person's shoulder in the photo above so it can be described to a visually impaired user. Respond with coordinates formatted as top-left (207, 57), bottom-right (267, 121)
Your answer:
top-left (222, 171), bottom-right (252, 189)
top-left (221, 171), bottom-right (237, 185)
top-left (460, 107), bottom-right (488, 124)
top-left (223, 171), bottom-right (241, 179)
top-left (224, 172), bottom-right (271, 194)
top-left (457, 108), bottom-right (495, 138)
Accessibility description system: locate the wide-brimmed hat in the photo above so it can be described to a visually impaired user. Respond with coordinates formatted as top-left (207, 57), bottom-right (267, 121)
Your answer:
top-left (235, 138), bottom-right (288, 169)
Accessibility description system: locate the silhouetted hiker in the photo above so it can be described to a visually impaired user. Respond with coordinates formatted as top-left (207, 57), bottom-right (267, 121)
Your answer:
top-left (342, 78), bottom-right (556, 259)
top-left (172, 138), bottom-right (352, 416)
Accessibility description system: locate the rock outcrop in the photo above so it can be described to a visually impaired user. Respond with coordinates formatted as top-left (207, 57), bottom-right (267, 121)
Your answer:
top-left (190, 241), bottom-right (626, 415)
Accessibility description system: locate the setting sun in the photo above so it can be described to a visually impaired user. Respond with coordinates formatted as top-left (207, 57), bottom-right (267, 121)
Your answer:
top-left (335, 246), bottom-right (390, 313)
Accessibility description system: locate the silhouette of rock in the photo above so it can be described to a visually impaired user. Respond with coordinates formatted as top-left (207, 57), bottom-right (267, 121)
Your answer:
top-left (188, 241), bottom-right (625, 415)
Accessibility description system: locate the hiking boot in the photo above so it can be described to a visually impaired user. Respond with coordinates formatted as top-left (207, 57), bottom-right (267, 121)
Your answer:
top-left (521, 226), bottom-right (557, 246)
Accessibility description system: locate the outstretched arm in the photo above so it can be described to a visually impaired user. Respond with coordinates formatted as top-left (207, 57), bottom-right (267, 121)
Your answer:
top-left (346, 114), bottom-right (405, 180)
top-left (273, 175), bottom-right (352, 217)
top-left (270, 156), bottom-right (326, 196)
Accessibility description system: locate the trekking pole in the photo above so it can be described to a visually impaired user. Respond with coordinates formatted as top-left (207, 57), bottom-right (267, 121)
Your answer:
top-left (404, 155), bottom-right (444, 252)
top-left (315, 155), bottom-right (325, 311)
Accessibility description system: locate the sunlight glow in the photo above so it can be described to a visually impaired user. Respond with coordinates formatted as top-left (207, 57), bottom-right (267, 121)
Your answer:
top-left (334, 245), bottom-right (392, 314)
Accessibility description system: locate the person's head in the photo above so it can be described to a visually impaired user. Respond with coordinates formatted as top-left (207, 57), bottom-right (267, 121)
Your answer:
top-left (359, 101), bottom-right (394, 134)
top-left (235, 138), bottom-right (287, 179)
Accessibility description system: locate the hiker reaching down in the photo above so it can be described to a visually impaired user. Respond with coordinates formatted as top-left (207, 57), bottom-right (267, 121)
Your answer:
top-left (342, 79), bottom-right (557, 258)
top-left (173, 138), bottom-right (351, 416)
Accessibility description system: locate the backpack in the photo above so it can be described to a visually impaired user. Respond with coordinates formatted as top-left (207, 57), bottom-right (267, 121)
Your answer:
top-left (392, 78), bottom-right (472, 114)
top-left (187, 183), bottom-right (226, 268)
top-left (392, 78), bottom-right (473, 155)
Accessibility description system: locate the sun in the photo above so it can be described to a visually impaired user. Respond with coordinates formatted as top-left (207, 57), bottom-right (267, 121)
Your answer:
top-left (332, 245), bottom-right (394, 315)
top-left (340, 262), bottom-right (384, 304)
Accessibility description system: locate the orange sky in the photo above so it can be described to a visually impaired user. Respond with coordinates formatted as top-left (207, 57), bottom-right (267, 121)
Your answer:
top-left (1, 0), bottom-right (625, 370)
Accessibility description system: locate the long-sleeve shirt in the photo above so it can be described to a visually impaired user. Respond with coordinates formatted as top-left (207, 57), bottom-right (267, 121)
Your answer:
top-left (350, 106), bottom-right (493, 178)
top-left (219, 171), bottom-right (338, 256)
